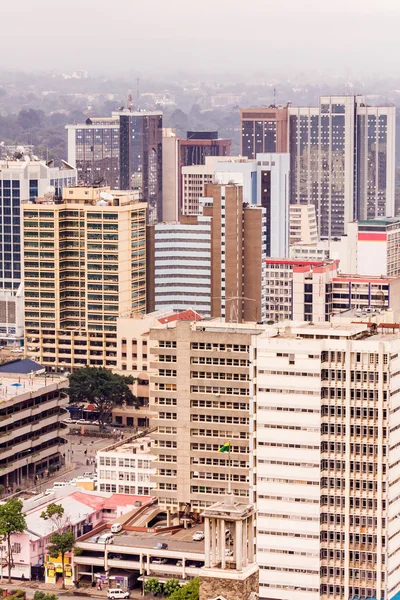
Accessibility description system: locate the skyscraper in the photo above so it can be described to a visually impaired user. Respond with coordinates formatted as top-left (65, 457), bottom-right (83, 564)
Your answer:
top-left (0, 157), bottom-right (76, 344)
top-left (179, 131), bottom-right (231, 167)
top-left (289, 95), bottom-right (395, 237)
top-left (23, 186), bottom-right (146, 371)
top-left (240, 106), bottom-right (289, 158)
top-left (67, 110), bottom-right (163, 224)
top-left (116, 109), bottom-right (163, 225)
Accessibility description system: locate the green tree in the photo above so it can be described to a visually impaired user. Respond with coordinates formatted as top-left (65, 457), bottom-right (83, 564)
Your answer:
top-left (164, 579), bottom-right (180, 596)
top-left (40, 504), bottom-right (75, 590)
top-left (0, 498), bottom-right (27, 583)
top-left (167, 578), bottom-right (199, 600)
top-left (144, 578), bottom-right (163, 595)
top-left (68, 367), bottom-right (137, 429)
top-left (34, 593), bottom-right (58, 600)
top-left (0, 484), bottom-right (5, 497)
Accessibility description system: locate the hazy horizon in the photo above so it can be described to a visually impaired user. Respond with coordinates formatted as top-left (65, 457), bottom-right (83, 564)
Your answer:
top-left (1, 0), bottom-right (400, 78)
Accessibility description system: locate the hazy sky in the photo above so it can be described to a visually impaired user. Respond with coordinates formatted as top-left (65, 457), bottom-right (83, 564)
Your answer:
top-left (1, 0), bottom-right (399, 77)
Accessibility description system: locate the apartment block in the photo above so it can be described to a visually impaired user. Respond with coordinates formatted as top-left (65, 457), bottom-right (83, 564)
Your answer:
top-left (289, 204), bottom-right (318, 245)
top-left (357, 218), bottom-right (400, 276)
top-left (23, 186), bottom-right (146, 372)
top-left (162, 128), bottom-right (180, 221)
top-left (181, 161), bottom-right (214, 215)
top-left (0, 366), bottom-right (68, 488)
top-left (149, 319), bottom-right (263, 513)
top-left (240, 106), bottom-right (289, 158)
top-left (254, 321), bottom-right (400, 600)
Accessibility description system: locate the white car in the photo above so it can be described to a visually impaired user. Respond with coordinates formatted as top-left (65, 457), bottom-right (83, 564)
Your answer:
top-left (192, 531), bottom-right (204, 541)
top-left (107, 590), bottom-right (129, 599)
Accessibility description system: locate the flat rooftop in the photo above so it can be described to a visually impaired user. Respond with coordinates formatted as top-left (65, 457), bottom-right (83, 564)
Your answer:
top-left (99, 437), bottom-right (152, 455)
top-left (0, 373), bottom-right (67, 401)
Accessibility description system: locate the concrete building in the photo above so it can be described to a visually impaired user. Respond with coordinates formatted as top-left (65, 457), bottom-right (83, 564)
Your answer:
top-left (162, 128), bottom-right (180, 221)
top-left (254, 321), bottom-right (400, 600)
top-left (240, 106), bottom-right (289, 158)
top-left (357, 218), bottom-right (400, 276)
top-left (179, 131), bottom-right (231, 168)
top-left (149, 319), bottom-right (264, 512)
top-left (153, 216), bottom-right (212, 316)
top-left (0, 366), bottom-right (69, 489)
top-left (23, 186), bottom-right (146, 372)
top-left (66, 117), bottom-right (120, 189)
top-left (67, 110), bottom-right (163, 224)
top-left (0, 157), bottom-right (76, 345)
top-left (97, 435), bottom-right (156, 496)
top-left (289, 96), bottom-right (396, 238)
top-left (265, 258), bottom-right (400, 323)
top-left (289, 204), bottom-right (318, 245)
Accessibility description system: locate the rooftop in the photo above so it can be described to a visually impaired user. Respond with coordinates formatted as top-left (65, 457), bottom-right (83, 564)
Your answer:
top-left (0, 372), bottom-right (67, 401)
top-left (98, 436), bottom-right (153, 456)
top-left (0, 358), bottom-right (45, 375)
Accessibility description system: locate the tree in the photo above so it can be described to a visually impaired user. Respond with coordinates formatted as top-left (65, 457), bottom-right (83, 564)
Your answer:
top-left (34, 592), bottom-right (58, 600)
top-left (164, 579), bottom-right (180, 596)
top-left (68, 367), bottom-right (137, 429)
top-left (167, 578), bottom-right (199, 600)
top-left (0, 484), bottom-right (5, 497)
top-left (144, 578), bottom-right (163, 596)
top-left (0, 498), bottom-right (27, 583)
top-left (40, 504), bottom-right (75, 590)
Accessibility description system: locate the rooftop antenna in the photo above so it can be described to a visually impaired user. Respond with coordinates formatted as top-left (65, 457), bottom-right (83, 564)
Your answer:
top-left (127, 89), bottom-right (133, 112)
top-left (136, 78), bottom-right (140, 109)
top-left (273, 87), bottom-right (276, 107)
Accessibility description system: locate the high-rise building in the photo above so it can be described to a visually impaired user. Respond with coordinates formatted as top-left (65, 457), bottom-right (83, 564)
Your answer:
top-left (67, 110), bottom-right (163, 224)
top-left (0, 157), bottom-right (76, 344)
top-left (240, 106), bottom-right (289, 158)
top-left (116, 110), bottom-right (163, 225)
top-left (289, 204), bottom-right (318, 245)
top-left (66, 117), bottom-right (120, 188)
top-left (149, 319), bottom-right (262, 513)
top-left (254, 321), bottom-right (400, 600)
top-left (23, 186), bottom-right (146, 372)
top-left (289, 96), bottom-right (395, 237)
top-left (162, 128), bottom-right (180, 221)
top-left (179, 131), bottom-right (231, 167)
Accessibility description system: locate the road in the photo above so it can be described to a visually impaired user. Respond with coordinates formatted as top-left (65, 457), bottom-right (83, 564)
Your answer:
top-left (1, 581), bottom-right (146, 599)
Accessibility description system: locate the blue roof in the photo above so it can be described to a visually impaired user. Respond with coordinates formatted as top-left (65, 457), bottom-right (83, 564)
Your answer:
top-left (0, 358), bottom-right (45, 374)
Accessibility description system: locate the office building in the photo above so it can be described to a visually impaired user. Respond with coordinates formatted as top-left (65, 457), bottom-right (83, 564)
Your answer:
top-left (179, 131), bottom-right (231, 167)
top-left (97, 435), bottom-right (156, 496)
top-left (254, 321), bottom-right (400, 600)
top-left (152, 216), bottom-right (212, 316)
top-left (289, 204), bottom-right (318, 245)
top-left (149, 319), bottom-right (264, 512)
top-left (162, 128), bottom-right (180, 221)
top-left (0, 157), bottom-right (76, 344)
top-left (67, 110), bottom-right (163, 224)
top-left (116, 109), bottom-right (163, 224)
top-left (357, 217), bottom-right (400, 276)
top-left (289, 96), bottom-right (395, 238)
top-left (66, 117), bottom-right (120, 189)
top-left (0, 362), bottom-right (68, 489)
top-left (240, 106), bottom-right (289, 158)
top-left (23, 186), bottom-right (146, 372)
top-left (181, 162), bottom-right (214, 215)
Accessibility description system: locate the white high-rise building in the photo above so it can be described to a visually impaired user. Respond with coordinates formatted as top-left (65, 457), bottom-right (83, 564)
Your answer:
top-left (0, 158), bottom-right (76, 344)
top-left (254, 321), bottom-right (400, 600)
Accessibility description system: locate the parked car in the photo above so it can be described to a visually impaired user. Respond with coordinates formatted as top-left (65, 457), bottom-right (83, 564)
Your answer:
top-left (154, 542), bottom-right (168, 550)
top-left (107, 589), bottom-right (129, 599)
top-left (192, 531), bottom-right (205, 541)
top-left (108, 553), bottom-right (123, 560)
top-left (151, 558), bottom-right (167, 564)
top-left (97, 534), bottom-right (114, 544)
top-left (111, 523), bottom-right (123, 534)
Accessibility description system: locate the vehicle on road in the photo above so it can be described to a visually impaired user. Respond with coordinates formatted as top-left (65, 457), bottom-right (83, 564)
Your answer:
top-left (107, 589), bottom-right (129, 599)
top-left (97, 533), bottom-right (114, 544)
top-left (111, 523), bottom-right (122, 534)
top-left (192, 531), bottom-right (204, 541)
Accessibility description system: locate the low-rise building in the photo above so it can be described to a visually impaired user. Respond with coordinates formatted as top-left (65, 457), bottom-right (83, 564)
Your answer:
top-left (97, 435), bottom-right (156, 496)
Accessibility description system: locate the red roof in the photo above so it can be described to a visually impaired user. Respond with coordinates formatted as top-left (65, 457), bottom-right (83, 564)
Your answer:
top-left (70, 492), bottom-right (152, 511)
top-left (158, 309), bottom-right (202, 324)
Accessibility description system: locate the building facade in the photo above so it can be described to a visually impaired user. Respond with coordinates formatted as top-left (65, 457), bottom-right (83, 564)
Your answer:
top-left (254, 322), bottom-right (400, 600)
top-left (149, 319), bottom-right (262, 513)
top-left (179, 131), bottom-right (231, 167)
top-left (0, 158), bottom-right (76, 344)
top-left (289, 204), bottom-right (318, 245)
top-left (66, 117), bottom-right (120, 189)
top-left (23, 186), bottom-right (146, 371)
top-left (288, 96), bottom-right (395, 238)
top-left (240, 106), bottom-right (289, 158)
top-left (162, 128), bottom-right (180, 221)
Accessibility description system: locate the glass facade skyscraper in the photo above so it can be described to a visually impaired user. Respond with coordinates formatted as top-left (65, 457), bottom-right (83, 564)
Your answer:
top-left (289, 96), bottom-right (395, 238)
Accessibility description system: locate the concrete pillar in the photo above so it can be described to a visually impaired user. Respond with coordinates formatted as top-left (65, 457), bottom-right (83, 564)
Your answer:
top-left (220, 519), bottom-right (226, 569)
top-left (167, 509), bottom-right (171, 527)
top-left (204, 517), bottom-right (210, 568)
top-left (211, 518), bottom-right (216, 565)
top-left (242, 518), bottom-right (248, 568)
top-left (248, 514), bottom-right (254, 562)
top-left (236, 520), bottom-right (243, 571)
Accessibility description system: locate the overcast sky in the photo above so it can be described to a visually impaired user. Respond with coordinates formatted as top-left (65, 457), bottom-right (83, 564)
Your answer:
top-left (0, 0), bottom-right (399, 77)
